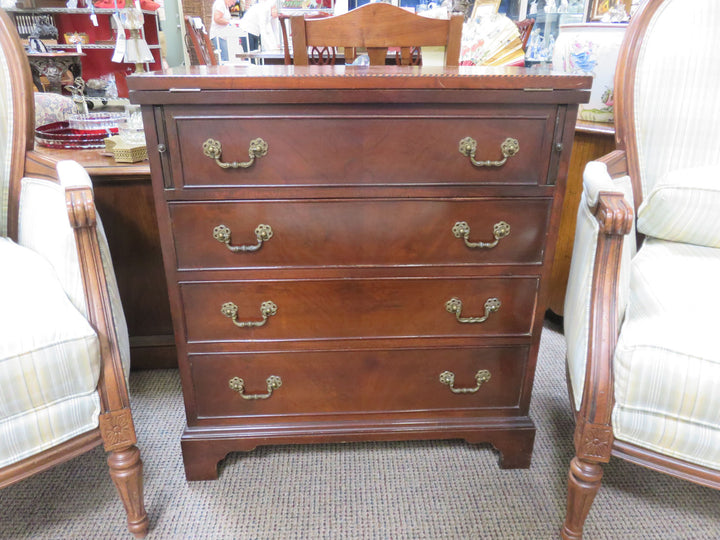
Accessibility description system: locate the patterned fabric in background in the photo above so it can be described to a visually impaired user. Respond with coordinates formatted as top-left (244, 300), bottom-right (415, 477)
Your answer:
top-left (34, 92), bottom-right (76, 127)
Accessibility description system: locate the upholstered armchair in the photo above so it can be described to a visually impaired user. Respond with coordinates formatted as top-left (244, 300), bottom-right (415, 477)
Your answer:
top-left (0, 9), bottom-right (148, 538)
top-left (561, 0), bottom-right (720, 538)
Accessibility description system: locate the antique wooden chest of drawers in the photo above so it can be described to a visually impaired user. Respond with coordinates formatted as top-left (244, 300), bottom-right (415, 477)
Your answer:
top-left (129, 65), bottom-right (590, 481)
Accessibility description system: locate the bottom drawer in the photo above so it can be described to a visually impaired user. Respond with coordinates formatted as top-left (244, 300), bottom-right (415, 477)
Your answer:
top-left (189, 346), bottom-right (529, 420)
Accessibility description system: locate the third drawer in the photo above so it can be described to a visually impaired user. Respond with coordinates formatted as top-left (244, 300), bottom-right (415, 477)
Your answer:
top-left (180, 275), bottom-right (539, 343)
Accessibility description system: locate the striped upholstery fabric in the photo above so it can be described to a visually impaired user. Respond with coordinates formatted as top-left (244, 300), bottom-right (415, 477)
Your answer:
top-left (0, 238), bottom-right (101, 468)
top-left (564, 162), bottom-right (635, 411)
top-left (637, 166), bottom-right (720, 248)
top-left (633, 0), bottom-right (720, 197)
top-left (0, 41), bottom-right (12, 237)
top-left (612, 239), bottom-right (720, 469)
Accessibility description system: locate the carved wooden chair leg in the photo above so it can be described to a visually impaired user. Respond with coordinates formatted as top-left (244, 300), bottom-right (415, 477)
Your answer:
top-left (561, 455), bottom-right (605, 540)
top-left (108, 445), bottom-right (149, 539)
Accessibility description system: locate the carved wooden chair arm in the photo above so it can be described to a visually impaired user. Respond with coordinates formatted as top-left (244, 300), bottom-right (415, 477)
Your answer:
top-left (573, 151), bottom-right (634, 462)
top-left (59, 161), bottom-right (137, 452)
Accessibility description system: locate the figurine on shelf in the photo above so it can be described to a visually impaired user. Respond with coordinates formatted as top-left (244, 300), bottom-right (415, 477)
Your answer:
top-left (64, 77), bottom-right (89, 115)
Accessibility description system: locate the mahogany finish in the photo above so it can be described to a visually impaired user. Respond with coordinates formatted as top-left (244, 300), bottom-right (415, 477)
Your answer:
top-left (128, 64), bottom-right (590, 481)
top-left (169, 198), bottom-right (551, 268)
top-left (0, 9), bottom-right (148, 537)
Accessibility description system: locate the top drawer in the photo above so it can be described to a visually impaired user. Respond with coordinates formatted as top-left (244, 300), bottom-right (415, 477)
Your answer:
top-left (165, 104), bottom-right (557, 188)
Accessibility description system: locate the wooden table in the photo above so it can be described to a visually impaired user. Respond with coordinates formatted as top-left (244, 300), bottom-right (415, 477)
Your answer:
top-left (26, 147), bottom-right (176, 370)
top-left (547, 120), bottom-right (616, 317)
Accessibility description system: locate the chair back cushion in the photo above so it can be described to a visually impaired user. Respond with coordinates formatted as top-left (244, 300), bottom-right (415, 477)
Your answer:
top-left (629, 0), bottom-right (720, 203)
top-left (0, 8), bottom-right (35, 240)
top-left (637, 165), bottom-right (720, 248)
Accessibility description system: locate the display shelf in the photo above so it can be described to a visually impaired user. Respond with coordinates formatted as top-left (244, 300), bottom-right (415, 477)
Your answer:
top-left (47, 43), bottom-right (161, 50)
top-left (6, 7), bottom-right (158, 15)
top-left (7, 6), bottom-right (162, 97)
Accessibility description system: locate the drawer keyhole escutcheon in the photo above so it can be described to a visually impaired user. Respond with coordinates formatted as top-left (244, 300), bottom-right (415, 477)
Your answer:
top-left (453, 221), bottom-right (510, 249)
top-left (229, 375), bottom-right (282, 400)
top-left (439, 370), bottom-right (491, 394)
top-left (459, 137), bottom-right (519, 167)
top-left (445, 297), bottom-right (501, 324)
top-left (202, 137), bottom-right (268, 169)
top-left (213, 224), bottom-right (273, 252)
top-left (221, 300), bottom-right (277, 328)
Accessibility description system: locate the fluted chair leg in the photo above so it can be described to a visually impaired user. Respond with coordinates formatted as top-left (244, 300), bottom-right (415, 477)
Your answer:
top-left (561, 456), bottom-right (604, 540)
top-left (108, 445), bottom-right (149, 538)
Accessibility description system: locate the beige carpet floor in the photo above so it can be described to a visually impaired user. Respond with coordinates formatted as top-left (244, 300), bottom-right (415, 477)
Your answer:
top-left (1, 318), bottom-right (718, 539)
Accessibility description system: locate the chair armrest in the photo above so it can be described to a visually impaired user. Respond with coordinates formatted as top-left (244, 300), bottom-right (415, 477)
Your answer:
top-left (564, 151), bottom-right (635, 462)
top-left (19, 160), bottom-right (135, 452)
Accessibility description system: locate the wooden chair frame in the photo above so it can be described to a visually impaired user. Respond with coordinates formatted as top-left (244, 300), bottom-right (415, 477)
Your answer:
top-left (184, 14), bottom-right (218, 66)
top-left (290, 3), bottom-right (463, 67)
top-left (561, 1), bottom-right (720, 538)
top-left (0, 9), bottom-right (148, 538)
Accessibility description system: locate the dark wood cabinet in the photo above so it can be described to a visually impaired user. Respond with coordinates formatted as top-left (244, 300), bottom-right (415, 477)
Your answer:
top-left (129, 65), bottom-right (590, 481)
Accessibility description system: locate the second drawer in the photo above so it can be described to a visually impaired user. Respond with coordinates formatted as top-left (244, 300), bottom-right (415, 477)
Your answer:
top-left (169, 198), bottom-right (552, 270)
top-left (180, 276), bottom-right (538, 343)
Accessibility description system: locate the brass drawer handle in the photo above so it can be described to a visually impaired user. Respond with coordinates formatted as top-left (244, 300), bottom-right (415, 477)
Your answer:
top-left (459, 137), bottom-right (519, 167)
top-left (453, 221), bottom-right (510, 249)
top-left (229, 375), bottom-right (282, 400)
top-left (202, 137), bottom-right (268, 169)
top-left (221, 300), bottom-right (277, 328)
top-left (213, 224), bottom-right (273, 252)
top-left (439, 369), bottom-right (491, 394)
top-left (445, 297), bottom-right (500, 324)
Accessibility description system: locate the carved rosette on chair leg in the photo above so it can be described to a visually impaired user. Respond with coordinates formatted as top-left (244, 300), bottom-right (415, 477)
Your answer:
top-left (102, 408), bottom-right (147, 538)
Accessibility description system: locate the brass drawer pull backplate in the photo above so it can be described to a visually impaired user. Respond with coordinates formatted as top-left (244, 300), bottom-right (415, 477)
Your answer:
top-left (453, 220), bottom-right (510, 249)
top-left (213, 223), bottom-right (273, 252)
top-left (221, 300), bottom-right (277, 328)
top-left (445, 297), bottom-right (501, 324)
top-left (459, 137), bottom-right (519, 167)
top-left (229, 375), bottom-right (282, 400)
top-left (202, 137), bottom-right (268, 169)
top-left (439, 369), bottom-right (491, 394)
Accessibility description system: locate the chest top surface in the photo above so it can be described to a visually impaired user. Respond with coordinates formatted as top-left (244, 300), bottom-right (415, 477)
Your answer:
top-left (128, 64), bottom-right (591, 102)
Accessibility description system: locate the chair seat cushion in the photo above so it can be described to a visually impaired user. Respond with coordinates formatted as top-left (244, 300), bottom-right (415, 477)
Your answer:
top-left (613, 238), bottom-right (720, 470)
top-left (0, 238), bottom-right (101, 468)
